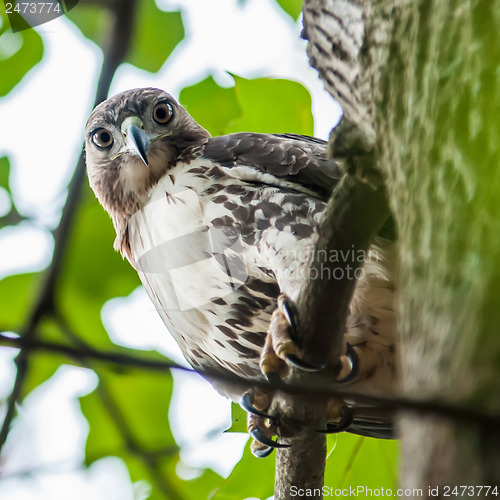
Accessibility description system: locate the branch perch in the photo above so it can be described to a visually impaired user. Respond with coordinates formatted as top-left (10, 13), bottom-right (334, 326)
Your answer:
top-left (274, 151), bottom-right (390, 498)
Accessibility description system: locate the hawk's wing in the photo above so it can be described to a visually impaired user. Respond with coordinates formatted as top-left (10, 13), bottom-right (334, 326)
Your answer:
top-left (202, 132), bottom-right (398, 241)
top-left (203, 132), bottom-right (397, 441)
top-left (349, 404), bottom-right (396, 439)
top-left (202, 132), bottom-right (343, 201)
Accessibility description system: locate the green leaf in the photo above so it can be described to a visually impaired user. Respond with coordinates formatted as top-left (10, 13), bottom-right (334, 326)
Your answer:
top-left (21, 353), bottom-right (68, 399)
top-left (275, 0), bottom-right (303, 20)
top-left (64, 4), bottom-right (105, 45)
top-left (79, 368), bottom-right (226, 500)
top-left (180, 76), bottom-right (242, 136)
top-left (126, 454), bottom-right (182, 500)
top-left (0, 157), bottom-right (10, 193)
top-left (59, 282), bottom-right (115, 349)
top-left (158, 458), bottom-right (224, 500)
top-left (229, 75), bottom-right (314, 135)
top-left (178, 74), bottom-right (314, 137)
top-left (81, 368), bottom-right (176, 464)
top-left (62, 186), bottom-right (139, 302)
top-left (21, 317), bottom-right (73, 397)
top-left (239, 0), bottom-right (302, 19)
top-left (0, 12), bottom-right (44, 96)
top-left (0, 272), bottom-right (41, 329)
top-left (0, 156), bottom-right (23, 227)
top-left (56, 189), bottom-right (139, 351)
top-left (0, 276), bottom-right (71, 399)
top-left (180, 468), bottom-right (223, 500)
top-left (127, 1), bottom-right (184, 73)
top-left (56, 186), bottom-right (174, 365)
top-left (226, 402), bottom-right (247, 433)
top-left (212, 440), bottom-right (274, 500)
top-left (324, 434), bottom-right (399, 491)
top-left (67, 0), bottom-right (184, 73)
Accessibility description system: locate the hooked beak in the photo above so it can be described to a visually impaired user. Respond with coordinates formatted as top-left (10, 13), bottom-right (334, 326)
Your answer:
top-left (121, 116), bottom-right (150, 165)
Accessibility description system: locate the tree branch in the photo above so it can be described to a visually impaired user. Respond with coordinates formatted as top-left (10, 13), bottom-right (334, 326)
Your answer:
top-left (274, 157), bottom-right (390, 497)
top-left (1, 333), bottom-right (499, 428)
top-left (296, 174), bottom-right (389, 367)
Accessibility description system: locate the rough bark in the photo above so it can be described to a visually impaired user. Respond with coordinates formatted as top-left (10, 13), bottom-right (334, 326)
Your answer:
top-left (303, 0), bottom-right (500, 492)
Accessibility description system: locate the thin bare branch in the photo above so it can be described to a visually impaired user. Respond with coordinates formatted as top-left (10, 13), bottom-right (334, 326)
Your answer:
top-left (1, 333), bottom-right (499, 429)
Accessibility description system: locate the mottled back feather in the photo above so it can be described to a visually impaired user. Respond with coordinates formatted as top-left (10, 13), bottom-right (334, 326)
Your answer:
top-left (203, 133), bottom-right (343, 200)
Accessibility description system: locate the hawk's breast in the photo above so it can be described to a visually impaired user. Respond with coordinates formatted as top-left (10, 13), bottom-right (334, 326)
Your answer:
top-left (127, 157), bottom-right (325, 380)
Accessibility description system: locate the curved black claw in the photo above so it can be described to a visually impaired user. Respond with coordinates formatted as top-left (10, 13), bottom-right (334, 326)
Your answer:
top-left (241, 392), bottom-right (272, 419)
top-left (317, 406), bottom-right (354, 434)
top-left (265, 371), bottom-right (285, 387)
top-left (252, 445), bottom-right (274, 458)
top-left (279, 295), bottom-right (298, 335)
top-left (337, 343), bottom-right (360, 383)
top-left (286, 353), bottom-right (326, 372)
top-left (250, 428), bottom-right (291, 449)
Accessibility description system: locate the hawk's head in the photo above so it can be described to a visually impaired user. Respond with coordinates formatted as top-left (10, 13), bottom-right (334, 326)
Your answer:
top-left (85, 88), bottom-right (210, 224)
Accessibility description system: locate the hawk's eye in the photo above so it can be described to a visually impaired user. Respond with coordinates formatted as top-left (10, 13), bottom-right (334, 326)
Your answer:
top-left (92, 128), bottom-right (114, 148)
top-left (153, 102), bottom-right (173, 124)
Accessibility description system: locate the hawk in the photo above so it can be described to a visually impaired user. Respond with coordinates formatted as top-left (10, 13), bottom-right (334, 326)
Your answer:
top-left (85, 87), bottom-right (398, 456)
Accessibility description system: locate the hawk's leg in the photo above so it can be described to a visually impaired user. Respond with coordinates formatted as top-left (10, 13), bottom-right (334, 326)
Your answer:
top-left (241, 388), bottom-right (290, 458)
top-left (260, 294), bottom-right (360, 381)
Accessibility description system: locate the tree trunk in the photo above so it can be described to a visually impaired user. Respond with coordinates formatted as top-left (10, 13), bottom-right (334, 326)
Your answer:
top-left (303, 0), bottom-right (500, 491)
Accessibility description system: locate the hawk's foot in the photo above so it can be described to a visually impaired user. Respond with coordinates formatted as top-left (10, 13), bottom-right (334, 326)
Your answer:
top-left (337, 343), bottom-right (360, 383)
top-left (241, 389), bottom-right (272, 419)
top-left (260, 294), bottom-right (325, 380)
top-left (317, 400), bottom-right (353, 434)
top-left (247, 412), bottom-right (290, 458)
top-left (241, 388), bottom-right (291, 458)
